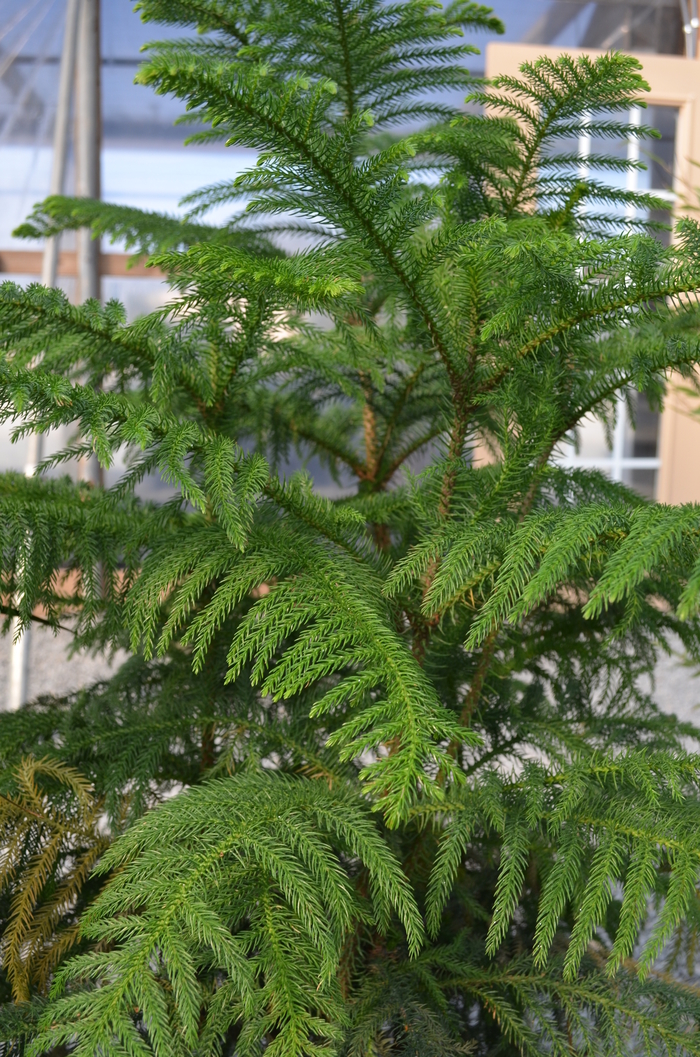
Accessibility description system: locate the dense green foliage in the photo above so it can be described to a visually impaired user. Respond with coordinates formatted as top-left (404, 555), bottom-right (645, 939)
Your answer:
top-left (2, 1), bottom-right (700, 1054)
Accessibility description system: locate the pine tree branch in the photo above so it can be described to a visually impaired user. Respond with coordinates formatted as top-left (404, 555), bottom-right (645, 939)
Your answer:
top-left (149, 63), bottom-right (457, 373)
top-left (459, 438), bottom-right (556, 725)
top-left (138, 1), bottom-right (251, 46)
top-left (289, 419), bottom-right (367, 479)
top-left (460, 627), bottom-right (498, 726)
top-left (462, 735), bottom-right (525, 777)
top-left (360, 371), bottom-right (379, 482)
top-left (333, 0), bottom-right (356, 121)
top-left (263, 476), bottom-right (370, 560)
top-left (379, 426), bottom-right (443, 485)
top-left (0, 605), bottom-right (73, 634)
top-left (478, 276), bottom-right (700, 397)
top-left (374, 363), bottom-right (426, 471)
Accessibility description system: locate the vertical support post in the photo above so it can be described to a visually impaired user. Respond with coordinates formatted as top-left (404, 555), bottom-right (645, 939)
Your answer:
top-left (7, 441), bottom-right (41, 713)
top-left (683, 0), bottom-right (699, 57)
top-left (626, 106), bottom-right (640, 224)
top-left (6, 624), bottom-right (29, 713)
top-left (578, 113), bottom-right (590, 179)
top-left (75, 0), bottom-right (102, 486)
top-left (6, 0), bottom-right (81, 712)
top-left (75, 0), bottom-right (100, 304)
top-left (681, 0), bottom-right (692, 56)
top-left (608, 106), bottom-right (642, 488)
top-left (577, 111), bottom-right (590, 226)
top-left (42, 0), bottom-right (81, 288)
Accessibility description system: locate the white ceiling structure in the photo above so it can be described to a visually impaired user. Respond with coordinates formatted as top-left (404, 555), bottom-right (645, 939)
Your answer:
top-left (0, 0), bottom-right (195, 147)
top-left (0, 1), bottom-right (689, 152)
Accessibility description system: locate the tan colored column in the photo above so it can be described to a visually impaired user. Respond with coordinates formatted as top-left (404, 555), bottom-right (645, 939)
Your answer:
top-left (656, 377), bottom-right (700, 504)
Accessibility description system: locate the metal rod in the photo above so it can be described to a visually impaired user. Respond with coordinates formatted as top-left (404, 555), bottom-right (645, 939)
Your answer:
top-left (42, 0), bottom-right (80, 287)
top-left (6, 436), bottom-right (43, 712)
top-left (577, 111), bottom-right (590, 222)
top-left (625, 106), bottom-right (640, 225)
top-left (74, 0), bottom-right (100, 304)
top-left (685, 0), bottom-right (699, 58)
top-left (556, 457), bottom-right (661, 470)
top-left (6, 624), bottom-right (29, 713)
top-left (74, 0), bottom-right (102, 485)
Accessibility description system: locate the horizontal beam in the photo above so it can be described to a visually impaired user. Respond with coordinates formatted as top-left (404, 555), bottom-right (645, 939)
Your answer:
top-left (554, 457), bottom-right (661, 469)
top-left (0, 250), bottom-right (164, 278)
top-left (12, 55), bottom-right (142, 66)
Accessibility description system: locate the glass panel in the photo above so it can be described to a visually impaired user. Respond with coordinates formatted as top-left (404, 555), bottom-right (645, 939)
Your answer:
top-left (641, 106), bottom-right (677, 194)
top-left (579, 104), bottom-right (678, 239)
top-left (573, 414), bottom-right (611, 460)
top-left (623, 392), bottom-right (659, 500)
top-left (587, 111), bottom-right (628, 225)
top-left (623, 468), bottom-right (657, 499)
top-left (559, 390), bottom-right (660, 501)
top-left (563, 105), bottom-right (673, 500)
top-left (515, 0), bottom-right (684, 56)
top-left (625, 392), bottom-right (660, 460)
top-left (640, 105), bottom-right (677, 247)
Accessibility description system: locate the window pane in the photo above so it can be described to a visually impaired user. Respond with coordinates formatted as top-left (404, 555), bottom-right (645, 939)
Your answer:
top-left (639, 106), bottom-right (677, 193)
top-left (624, 468), bottom-right (657, 499)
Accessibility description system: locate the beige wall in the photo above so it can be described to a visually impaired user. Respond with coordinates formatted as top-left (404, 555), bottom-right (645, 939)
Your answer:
top-left (657, 380), bottom-right (700, 503)
top-left (485, 42), bottom-right (700, 503)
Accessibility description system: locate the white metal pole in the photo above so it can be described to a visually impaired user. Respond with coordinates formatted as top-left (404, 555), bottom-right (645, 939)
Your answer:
top-left (74, 0), bottom-right (100, 304)
top-left (578, 113), bottom-right (591, 179)
top-left (681, 0), bottom-right (695, 56)
top-left (608, 108), bottom-right (642, 488)
top-left (7, 440), bottom-right (41, 713)
top-left (576, 111), bottom-right (590, 228)
top-left (626, 106), bottom-right (640, 224)
top-left (7, 0), bottom-right (80, 712)
top-left (75, 0), bottom-right (102, 486)
top-left (42, 0), bottom-right (80, 288)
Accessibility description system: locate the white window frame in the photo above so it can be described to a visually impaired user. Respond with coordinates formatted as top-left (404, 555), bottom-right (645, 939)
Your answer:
top-left (554, 106), bottom-right (673, 487)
